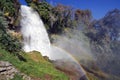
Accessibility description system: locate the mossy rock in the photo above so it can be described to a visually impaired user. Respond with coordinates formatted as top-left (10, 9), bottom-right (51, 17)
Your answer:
top-left (27, 51), bottom-right (47, 62)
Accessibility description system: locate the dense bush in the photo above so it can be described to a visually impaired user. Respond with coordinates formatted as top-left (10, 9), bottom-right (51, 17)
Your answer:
top-left (0, 11), bottom-right (21, 54)
top-left (0, 0), bottom-right (20, 17)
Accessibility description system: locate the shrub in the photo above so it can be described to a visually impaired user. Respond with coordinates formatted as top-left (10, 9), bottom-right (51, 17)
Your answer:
top-left (0, 11), bottom-right (21, 55)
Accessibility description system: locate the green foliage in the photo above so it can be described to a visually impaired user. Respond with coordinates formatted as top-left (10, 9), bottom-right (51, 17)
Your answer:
top-left (49, 4), bottom-right (75, 33)
top-left (0, 0), bottom-right (15, 16)
top-left (75, 9), bottom-right (92, 25)
top-left (25, 1), bottom-right (78, 34)
top-left (0, 11), bottom-right (21, 54)
top-left (11, 74), bottom-right (23, 80)
top-left (0, 48), bottom-right (69, 80)
top-left (25, 0), bottom-right (93, 34)
top-left (25, 0), bottom-right (32, 3)
top-left (26, 0), bottom-right (46, 4)
top-left (0, 33), bottom-right (22, 53)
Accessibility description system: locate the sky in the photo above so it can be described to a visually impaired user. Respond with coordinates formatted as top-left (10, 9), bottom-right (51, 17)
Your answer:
top-left (19, 0), bottom-right (120, 19)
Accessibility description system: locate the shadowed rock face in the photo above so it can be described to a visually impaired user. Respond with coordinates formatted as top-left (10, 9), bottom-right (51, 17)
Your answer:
top-left (52, 60), bottom-right (87, 80)
top-left (86, 9), bottom-right (120, 80)
top-left (79, 75), bottom-right (88, 80)
top-left (94, 9), bottom-right (120, 73)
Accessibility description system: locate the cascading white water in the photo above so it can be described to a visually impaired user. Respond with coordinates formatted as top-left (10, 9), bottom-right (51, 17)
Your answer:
top-left (20, 5), bottom-right (87, 79)
top-left (20, 5), bottom-right (51, 57)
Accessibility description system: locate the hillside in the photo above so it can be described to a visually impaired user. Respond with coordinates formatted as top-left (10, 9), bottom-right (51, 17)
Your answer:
top-left (0, 47), bottom-right (69, 80)
top-left (0, 0), bottom-right (120, 80)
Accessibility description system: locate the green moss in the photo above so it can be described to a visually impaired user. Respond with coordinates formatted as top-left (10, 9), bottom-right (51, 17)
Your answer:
top-left (0, 47), bottom-right (69, 80)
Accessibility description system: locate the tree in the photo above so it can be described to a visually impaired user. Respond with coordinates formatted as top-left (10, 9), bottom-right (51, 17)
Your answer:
top-left (0, 0), bottom-right (20, 17)
top-left (75, 9), bottom-right (92, 25)
top-left (49, 4), bottom-right (75, 34)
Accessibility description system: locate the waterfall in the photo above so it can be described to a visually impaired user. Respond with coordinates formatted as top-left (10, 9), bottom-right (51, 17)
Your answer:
top-left (20, 5), bottom-right (51, 57)
top-left (20, 5), bottom-right (87, 80)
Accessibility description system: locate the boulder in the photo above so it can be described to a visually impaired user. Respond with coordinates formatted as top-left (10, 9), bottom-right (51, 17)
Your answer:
top-left (0, 61), bottom-right (18, 80)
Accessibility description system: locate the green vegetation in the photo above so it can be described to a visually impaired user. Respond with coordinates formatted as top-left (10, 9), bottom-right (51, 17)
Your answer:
top-left (0, 11), bottom-right (21, 54)
top-left (11, 74), bottom-right (23, 80)
top-left (25, 0), bottom-right (92, 34)
top-left (0, 48), bottom-right (69, 80)
top-left (0, 1), bottom-right (70, 79)
top-left (0, 8), bottom-right (69, 80)
top-left (0, 0), bottom-right (20, 17)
